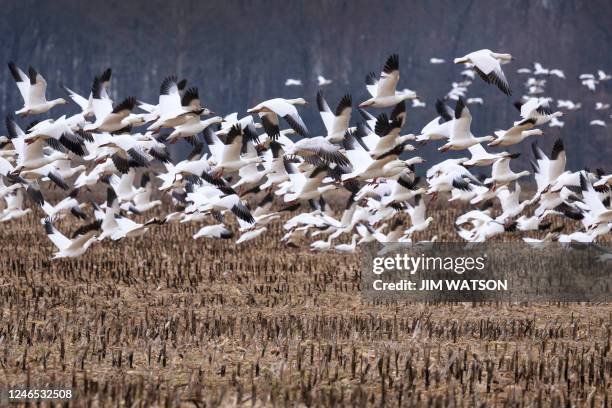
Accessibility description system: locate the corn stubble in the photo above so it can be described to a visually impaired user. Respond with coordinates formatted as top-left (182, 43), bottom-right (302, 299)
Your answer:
top-left (0, 203), bottom-right (611, 407)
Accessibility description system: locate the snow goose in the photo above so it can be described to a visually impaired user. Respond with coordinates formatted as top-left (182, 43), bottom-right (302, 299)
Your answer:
top-left (453, 49), bottom-right (512, 95)
top-left (167, 116), bottom-right (223, 142)
top-left (466, 97), bottom-right (484, 105)
top-left (484, 154), bottom-right (529, 188)
top-left (317, 75), bottom-right (333, 86)
top-left (60, 68), bottom-right (112, 118)
top-left (577, 172), bottom-right (612, 226)
top-left (19, 161), bottom-right (72, 190)
top-left (236, 227), bottom-right (268, 244)
top-left (23, 116), bottom-right (86, 157)
top-left (456, 216), bottom-right (517, 242)
top-left (495, 183), bottom-right (528, 222)
top-left (429, 58), bottom-right (446, 64)
top-left (380, 175), bottom-right (425, 207)
top-left (590, 120), bottom-right (606, 127)
top-left (5, 117), bottom-right (67, 171)
top-left (316, 91), bottom-right (352, 142)
top-left (209, 124), bottom-right (262, 176)
top-left (110, 170), bottom-right (144, 202)
top-left (416, 99), bottom-right (454, 143)
top-left (44, 218), bottom-right (100, 258)
top-left (342, 131), bottom-right (423, 182)
top-left (359, 54), bottom-right (417, 108)
top-left (463, 143), bottom-right (512, 167)
top-left (284, 134), bottom-right (350, 167)
top-left (247, 97), bottom-right (309, 138)
top-left (84, 92), bottom-right (141, 133)
top-left (259, 141), bottom-right (290, 189)
top-left (595, 102), bottom-right (610, 110)
top-left (96, 133), bottom-right (154, 173)
top-left (404, 195), bottom-right (433, 236)
top-left (514, 97), bottom-right (563, 127)
top-left (0, 189), bottom-right (32, 222)
top-left (310, 234), bottom-right (334, 251)
top-left (148, 77), bottom-right (210, 131)
top-left (548, 117), bottom-right (564, 128)
top-left (8, 62), bottom-right (67, 116)
top-left (281, 160), bottom-right (336, 203)
top-left (488, 119), bottom-right (542, 147)
top-left (598, 70), bottom-right (612, 81)
top-left (198, 186), bottom-right (255, 224)
top-left (41, 189), bottom-right (87, 220)
top-left (438, 99), bottom-right (494, 152)
top-left (193, 223), bottom-right (233, 240)
top-left (334, 234), bottom-right (358, 253)
top-left (581, 77), bottom-right (598, 91)
top-left (426, 159), bottom-right (481, 200)
top-left (284, 79), bottom-right (302, 86)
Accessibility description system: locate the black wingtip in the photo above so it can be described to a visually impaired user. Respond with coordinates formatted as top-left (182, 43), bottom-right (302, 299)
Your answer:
top-left (454, 98), bottom-right (466, 119)
top-left (383, 54), bottom-right (399, 74)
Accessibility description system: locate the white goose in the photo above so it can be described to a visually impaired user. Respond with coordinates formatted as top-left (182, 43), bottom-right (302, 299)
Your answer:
top-left (247, 97), bottom-right (309, 138)
top-left (453, 49), bottom-right (512, 95)
top-left (404, 195), bottom-right (433, 236)
top-left (8, 62), bottom-right (67, 116)
top-left (44, 218), bottom-right (99, 258)
top-left (193, 224), bottom-right (233, 240)
top-left (488, 120), bottom-right (543, 147)
top-left (484, 154), bottom-right (530, 188)
top-left (439, 99), bottom-right (494, 152)
top-left (359, 54), bottom-right (417, 108)
top-left (317, 91), bottom-right (352, 143)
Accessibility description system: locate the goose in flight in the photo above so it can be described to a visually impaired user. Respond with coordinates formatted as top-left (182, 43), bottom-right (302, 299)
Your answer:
top-left (463, 143), bottom-right (513, 167)
top-left (404, 195), bottom-right (434, 236)
top-left (316, 91), bottom-right (352, 143)
top-left (41, 189), bottom-right (87, 220)
top-left (280, 160), bottom-right (336, 203)
top-left (248, 97), bottom-right (309, 138)
top-left (488, 120), bottom-right (542, 147)
top-left (193, 223), bottom-right (233, 240)
top-left (514, 98), bottom-right (563, 126)
top-left (0, 189), bottom-right (32, 222)
top-left (284, 79), bottom-right (302, 86)
top-left (85, 96), bottom-right (142, 133)
top-left (148, 77), bottom-right (210, 131)
top-left (8, 62), bottom-right (67, 116)
top-left (61, 68), bottom-right (112, 118)
top-left (438, 99), bottom-right (494, 152)
top-left (453, 49), bottom-right (513, 95)
top-left (578, 172), bottom-right (612, 226)
top-left (167, 116), bottom-right (223, 142)
top-left (317, 75), bottom-right (332, 86)
top-left (236, 226), bottom-right (268, 244)
top-left (359, 54), bottom-right (417, 108)
top-left (484, 154), bottom-right (529, 188)
top-left (429, 58), bottom-right (446, 64)
top-left (416, 99), bottom-right (454, 143)
top-left (590, 120), bottom-right (606, 127)
top-left (44, 218), bottom-right (100, 258)
top-left (5, 117), bottom-right (69, 171)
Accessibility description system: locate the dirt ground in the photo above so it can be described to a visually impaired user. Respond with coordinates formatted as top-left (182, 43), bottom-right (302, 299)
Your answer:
top-left (0, 202), bottom-right (611, 407)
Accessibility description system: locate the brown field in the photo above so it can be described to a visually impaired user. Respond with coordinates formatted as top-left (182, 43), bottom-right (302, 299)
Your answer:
top-left (0, 200), bottom-right (611, 407)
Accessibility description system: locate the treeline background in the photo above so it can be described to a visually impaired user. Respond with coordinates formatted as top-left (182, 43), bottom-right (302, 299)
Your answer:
top-left (1, 0), bottom-right (610, 170)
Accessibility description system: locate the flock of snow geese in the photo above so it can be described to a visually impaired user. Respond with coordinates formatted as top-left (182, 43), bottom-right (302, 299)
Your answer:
top-left (0, 49), bottom-right (611, 258)
top-left (290, 56), bottom-right (612, 128)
